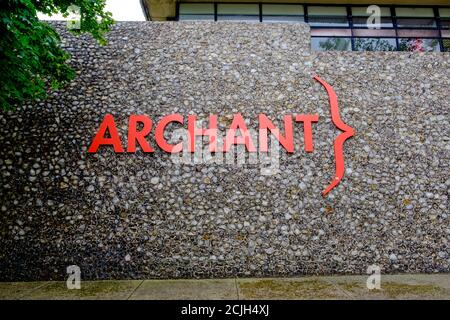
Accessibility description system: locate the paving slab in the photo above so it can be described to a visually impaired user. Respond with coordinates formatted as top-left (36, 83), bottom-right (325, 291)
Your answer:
top-left (129, 279), bottom-right (238, 300)
top-left (18, 280), bottom-right (142, 300)
top-left (324, 274), bottom-right (450, 300)
top-left (0, 281), bottom-right (50, 300)
top-left (236, 277), bottom-right (349, 300)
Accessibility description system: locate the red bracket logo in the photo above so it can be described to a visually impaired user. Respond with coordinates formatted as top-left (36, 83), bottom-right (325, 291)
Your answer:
top-left (314, 76), bottom-right (355, 197)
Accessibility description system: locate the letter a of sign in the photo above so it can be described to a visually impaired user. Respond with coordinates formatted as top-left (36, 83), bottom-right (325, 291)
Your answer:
top-left (88, 114), bottom-right (124, 153)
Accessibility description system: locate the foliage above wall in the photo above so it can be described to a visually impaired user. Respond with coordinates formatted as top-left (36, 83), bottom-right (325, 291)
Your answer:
top-left (0, 0), bottom-right (114, 110)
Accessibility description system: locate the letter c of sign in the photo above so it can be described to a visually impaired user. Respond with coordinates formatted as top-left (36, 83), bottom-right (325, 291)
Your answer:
top-left (155, 114), bottom-right (184, 153)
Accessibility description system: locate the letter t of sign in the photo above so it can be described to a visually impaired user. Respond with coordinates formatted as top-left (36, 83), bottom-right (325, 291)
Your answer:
top-left (295, 114), bottom-right (319, 152)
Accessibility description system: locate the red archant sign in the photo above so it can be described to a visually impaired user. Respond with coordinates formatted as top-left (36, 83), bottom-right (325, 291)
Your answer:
top-left (88, 76), bottom-right (355, 197)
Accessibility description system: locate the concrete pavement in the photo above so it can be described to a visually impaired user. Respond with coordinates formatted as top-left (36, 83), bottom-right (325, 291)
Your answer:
top-left (0, 274), bottom-right (449, 300)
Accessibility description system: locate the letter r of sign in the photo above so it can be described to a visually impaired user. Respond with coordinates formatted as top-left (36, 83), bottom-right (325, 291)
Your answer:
top-left (314, 76), bottom-right (355, 197)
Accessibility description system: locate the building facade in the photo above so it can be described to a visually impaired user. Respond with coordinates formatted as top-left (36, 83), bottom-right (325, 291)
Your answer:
top-left (141, 0), bottom-right (450, 52)
top-left (0, 3), bottom-right (449, 281)
top-left (0, 20), bottom-right (448, 280)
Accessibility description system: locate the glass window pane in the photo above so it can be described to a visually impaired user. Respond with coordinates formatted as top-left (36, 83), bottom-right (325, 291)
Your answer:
top-left (439, 8), bottom-right (450, 18)
top-left (443, 39), bottom-right (450, 52)
top-left (351, 6), bottom-right (391, 17)
top-left (179, 3), bottom-right (214, 21)
top-left (353, 29), bottom-right (396, 37)
top-left (217, 4), bottom-right (259, 15)
top-left (354, 38), bottom-right (397, 51)
top-left (397, 29), bottom-right (439, 38)
top-left (217, 15), bottom-right (259, 22)
top-left (179, 14), bottom-right (214, 21)
top-left (308, 6), bottom-right (348, 27)
top-left (397, 18), bottom-right (436, 28)
top-left (441, 18), bottom-right (450, 29)
top-left (263, 15), bottom-right (304, 23)
top-left (311, 28), bottom-right (351, 37)
top-left (398, 38), bottom-right (441, 52)
top-left (308, 6), bottom-right (347, 16)
top-left (395, 8), bottom-right (435, 18)
top-left (442, 30), bottom-right (450, 37)
top-left (311, 37), bottom-right (351, 51)
top-left (262, 4), bottom-right (304, 16)
top-left (309, 16), bottom-right (349, 27)
top-left (352, 17), bottom-right (393, 28)
top-left (262, 4), bottom-right (304, 23)
top-left (217, 3), bottom-right (259, 21)
top-left (179, 3), bottom-right (214, 15)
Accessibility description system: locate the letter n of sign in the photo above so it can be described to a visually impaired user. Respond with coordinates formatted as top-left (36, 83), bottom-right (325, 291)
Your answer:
top-left (314, 76), bottom-right (355, 197)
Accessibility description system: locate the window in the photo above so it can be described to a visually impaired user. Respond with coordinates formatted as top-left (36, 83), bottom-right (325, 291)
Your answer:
top-left (177, 3), bottom-right (450, 52)
top-left (398, 38), bottom-right (441, 52)
top-left (352, 17), bottom-right (394, 29)
top-left (354, 38), bottom-right (397, 51)
top-left (179, 3), bottom-right (214, 21)
top-left (351, 6), bottom-right (393, 28)
top-left (307, 6), bottom-right (349, 27)
top-left (397, 18), bottom-right (437, 29)
top-left (443, 39), bottom-right (450, 51)
top-left (351, 6), bottom-right (391, 17)
top-left (217, 4), bottom-right (259, 22)
top-left (439, 8), bottom-right (450, 29)
top-left (395, 8), bottom-right (437, 29)
top-left (262, 4), bottom-right (304, 23)
top-left (311, 37), bottom-right (351, 51)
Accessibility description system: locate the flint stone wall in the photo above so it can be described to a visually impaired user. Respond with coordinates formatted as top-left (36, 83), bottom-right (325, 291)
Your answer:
top-left (0, 22), bottom-right (448, 280)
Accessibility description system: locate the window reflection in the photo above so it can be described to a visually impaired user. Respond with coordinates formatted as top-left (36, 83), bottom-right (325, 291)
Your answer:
top-left (311, 37), bottom-right (351, 51)
top-left (354, 38), bottom-right (397, 51)
top-left (443, 39), bottom-right (450, 51)
top-left (398, 38), bottom-right (441, 52)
